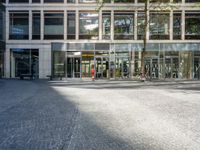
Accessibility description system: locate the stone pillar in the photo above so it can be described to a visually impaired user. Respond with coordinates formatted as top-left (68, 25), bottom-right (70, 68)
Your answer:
top-left (170, 10), bottom-right (173, 40)
top-left (29, 10), bottom-right (32, 40)
top-left (111, 10), bottom-right (114, 41)
top-left (64, 10), bottom-right (67, 40)
top-left (5, 46), bottom-right (10, 78)
top-left (76, 9), bottom-right (79, 40)
top-left (134, 11), bottom-right (137, 40)
top-left (99, 9), bottom-right (102, 40)
top-left (41, 10), bottom-right (44, 40)
top-left (181, 10), bottom-right (185, 40)
top-left (5, 9), bottom-right (9, 41)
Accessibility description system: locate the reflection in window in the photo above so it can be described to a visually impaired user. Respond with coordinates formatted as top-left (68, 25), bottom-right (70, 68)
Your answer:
top-left (32, 12), bottom-right (41, 39)
top-left (0, 11), bottom-right (3, 40)
top-left (9, 12), bottom-right (29, 40)
top-left (185, 12), bottom-right (200, 39)
top-left (173, 12), bottom-right (181, 40)
top-left (32, 0), bottom-right (40, 3)
top-left (79, 12), bottom-right (99, 40)
top-left (137, 12), bottom-right (145, 40)
top-left (114, 0), bottom-right (134, 3)
top-left (114, 12), bottom-right (134, 40)
top-left (44, 12), bottom-right (64, 39)
top-left (102, 11), bottom-right (111, 40)
top-left (186, 0), bottom-right (200, 3)
top-left (173, 0), bottom-right (182, 3)
top-left (44, 0), bottom-right (63, 2)
top-left (53, 51), bottom-right (65, 77)
top-left (67, 11), bottom-right (76, 39)
top-left (79, 0), bottom-right (96, 3)
top-left (9, 0), bottom-right (29, 3)
top-left (67, 0), bottom-right (75, 3)
top-left (149, 12), bottom-right (169, 40)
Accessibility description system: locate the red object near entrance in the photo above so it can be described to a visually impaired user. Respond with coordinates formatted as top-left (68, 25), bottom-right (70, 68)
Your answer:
top-left (91, 68), bottom-right (95, 81)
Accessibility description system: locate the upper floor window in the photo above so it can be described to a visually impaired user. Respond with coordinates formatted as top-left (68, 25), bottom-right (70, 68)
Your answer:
top-left (44, 12), bottom-right (64, 39)
top-left (114, 11), bottom-right (134, 40)
top-left (0, 11), bottom-right (3, 41)
top-left (185, 12), bottom-right (200, 39)
top-left (9, 0), bottom-right (29, 3)
top-left (102, 11), bottom-right (111, 40)
top-left (79, 12), bottom-right (99, 40)
top-left (32, 0), bottom-right (41, 3)
top-left (137, 11), bottom-right (145, 40)
top-left (173, 0), bottom-right (182, 3)
top-left (185, 0), bottom-right (200, 3)
top-left (9, 12), bottom-right (29, 40)
top-left (149, 12), bottom-right (170, 40)
top-left (79, 0), bottom-right (96, 3)
top-left (44, 0), bottom-right (63, 3)
top-left (67, 11), bottom-right (76, 39)
top-left (32, 12), bottom-right (40, 40)
top-left (173, 12), bottom-right (181, 40)
top-left (114, 0), bottom-right (134, 3)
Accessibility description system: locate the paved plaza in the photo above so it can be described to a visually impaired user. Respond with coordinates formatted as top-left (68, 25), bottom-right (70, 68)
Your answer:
top-left (0, 79), bottom-right (200, 150)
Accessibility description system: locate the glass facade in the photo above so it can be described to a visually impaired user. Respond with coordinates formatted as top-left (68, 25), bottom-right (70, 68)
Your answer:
top-left (149, 12), bottom-right (170, 40)
top-left (173, 12), bottom-right (181, 40)
top-left (114, 12), bottom-right (134, 40)
top-left (9, 12), bottom-right (29, 40)
top-left (102, 11), bottom-right (111, 40)
top-left (32, 12), bottom-right (40, 39)
top-left (67, 11), bottom-right (76, 39)
top-left (44, 12), bottom-right (64, 39)
top-left (79, 12), bottom-right (99, 39)
top-left (185, 12), bottom-right (200, 40)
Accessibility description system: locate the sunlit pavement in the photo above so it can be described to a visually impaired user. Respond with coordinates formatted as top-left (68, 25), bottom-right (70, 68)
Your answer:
top-left (0, 79), bottom-right (200, 150)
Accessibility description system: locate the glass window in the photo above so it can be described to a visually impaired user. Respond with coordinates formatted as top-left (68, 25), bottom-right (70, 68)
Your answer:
top-left (44, 12), bottom-right (64, 39)
top-left (53, 51), bottom-right (65, 77)
top-left (32, 12), bottom-right (40, 39)
top-left (114, 12), bottom-right (134, 40)
top-left (9, 0), bottom-right (29, 3)
top-left (79, 12), bottom-right (99, 40)
top-left (149, 12), bottom-right (170, 40)
top-left (173, 0), bottom-right (182, 3)
top-left (185, 12), bottom-right (200, 40)
top-left (0, 11), bottom-right (3, 41)
top-left (173, 12), bottom-right (181, 40)
top-left (79, 0), bottom-right (96, 3)
top-left (32, 0), bottom-right (40, 3)
top-left (67, 11), bottom-right (76, 39)
top-left (186, 0), bottom-right (200, 3)
top-left (102, 11), bottom-right (111, 40)
top-left (44, 0), bottom-right (63, 2)
top-left (9, 12), bottom-right (29, 40)
top-left (114, 0), bottom-right (134, 3)
top-left (137, 12), bottom-right (145, 40)
top-left (67, 0), bottom-right (75, 3)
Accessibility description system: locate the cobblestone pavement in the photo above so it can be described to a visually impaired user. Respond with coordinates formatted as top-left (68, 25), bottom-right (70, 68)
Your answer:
top-left (0, 79), bottom-right (200, 150)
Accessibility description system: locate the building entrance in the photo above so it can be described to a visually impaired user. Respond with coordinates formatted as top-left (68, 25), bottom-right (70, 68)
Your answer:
top-left (115, 57), bottom-right (130, 78)
top-left (165, 57), bottom-right (179, 79)
top-left (145, 58), bottom-right (159, 79)
top-left (67, 57), bottom-right (81, 78)
top-left (194, 57), bottom-right (200, 79)
top-left (95, 56), bottom-right (109, 79)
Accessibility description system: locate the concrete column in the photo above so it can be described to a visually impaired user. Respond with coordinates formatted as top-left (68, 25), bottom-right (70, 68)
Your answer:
top-left (6, 0), bottom-right (8, 4)
top-left (41, 10), bottom-right (44, 40)
top-left (111, 10), bottom-right (114, 41)
top-left (76, 9), bottom-right (79, 40)
top-left (29, 10), bottom-right (32, 40)
top-left (64, 10), bottom-right (67, 40)
top-left (170, 10), bottom-right (173, 40)
top-left (146, 1), bottom-right (150, 41)
top-left (64, 0), bottom-right (67, 4)
top-left (41, 0), bottom-right (44, 4)
top-left (5, 9), bottom-right (9, 41)
top-left (134, 11), bottom-right (137, 40)
top-left (29, 0), bottom-right (31, 4)
top-left (5, 46), bottom-right (10, 78)
top-left (181, 10), bottom-right (185, 40)
top-left (99, 9), bottom-right (102, 40)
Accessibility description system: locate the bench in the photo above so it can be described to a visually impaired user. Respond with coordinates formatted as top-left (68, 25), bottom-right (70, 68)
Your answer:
top-left (46, 75), bottom-right (53, 80)
top-left (20, 74), bottom-right (33, 80)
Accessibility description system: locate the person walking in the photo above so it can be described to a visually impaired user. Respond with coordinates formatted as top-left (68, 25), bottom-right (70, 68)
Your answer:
top-left (91, 65), bottom-right (95, 81)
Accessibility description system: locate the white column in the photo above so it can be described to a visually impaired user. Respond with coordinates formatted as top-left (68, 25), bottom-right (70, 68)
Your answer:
top-left (99, 9), bottom-right (102, 40)
top-left (5, 46), bottom-right (10, 78)
top-left (41, 10), bottom-right (44, 40)
top-left (76, 9), bottom-right (79, 40)
top-left (6, 0), bottom-right (8, 4)
top-left (5, 9), bottom-right (9, 41)
top-left (29, 10), bottom-right (32, 40)
top-left (134, 11), bottom-right (137, 40)
top-left (170, 10), bottom-right (173, 40)
top-left (146, 1), bottom-right (150, 41)
top-left (29, 0), bottom-right (31, 4)
top-left (111, 10), bottom-right (114, 41)
top-left (181, 10), bottom-right (185, 40)
top-left (41, 0), bottom-right (44, 4)
top-left (64, 10), bottom-right (67, 40)
top-left (64, 0), bottom-right (67, 3)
